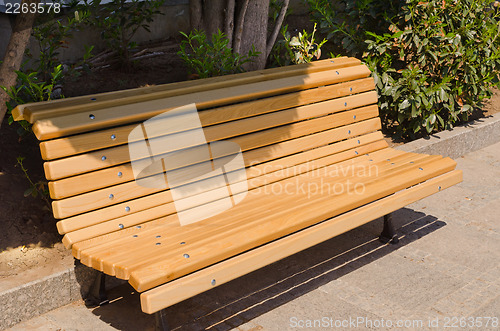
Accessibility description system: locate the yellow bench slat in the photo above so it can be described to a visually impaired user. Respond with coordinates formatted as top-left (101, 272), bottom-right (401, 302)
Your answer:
top-left (39, 77), bottom-right (375, 160)
top-left (57, 132), bottom-right (386, 235)
top-left (51, 116), bottom-right (381, 219)
top-left (14, 57), bottom-right (360, 123)
top-left (61, 140), bottom-right (389, 247)
top-left (32, 65), bottom-right (371, 140)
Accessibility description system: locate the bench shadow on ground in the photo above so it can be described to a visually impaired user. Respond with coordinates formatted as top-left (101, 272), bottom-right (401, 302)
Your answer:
top-left (88, 207), bottom-right (445, 331)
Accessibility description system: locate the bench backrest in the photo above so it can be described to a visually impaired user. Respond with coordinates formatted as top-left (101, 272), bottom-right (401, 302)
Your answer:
top-left (13, 57), bottom-right (387, 249)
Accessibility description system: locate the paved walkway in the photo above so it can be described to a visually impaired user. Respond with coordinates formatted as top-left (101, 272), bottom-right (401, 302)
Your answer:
top-left (7, 142), bottom-right (500, 331)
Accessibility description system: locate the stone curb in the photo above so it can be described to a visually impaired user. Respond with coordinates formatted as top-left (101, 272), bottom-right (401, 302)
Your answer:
top-left (2, 113), bottom-right (500, 330)
top-left (0, 263), bottom-right (125, 330)
top-left (395, 113), bottom-right (500, 158)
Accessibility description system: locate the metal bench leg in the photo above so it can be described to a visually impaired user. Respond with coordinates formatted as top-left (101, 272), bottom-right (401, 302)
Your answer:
top-left (379, 213), bottom-right (399, 244)
top-left (155, 309), bottom-right (170, 331)
top-left (85, 272), bottom-right (109, 307)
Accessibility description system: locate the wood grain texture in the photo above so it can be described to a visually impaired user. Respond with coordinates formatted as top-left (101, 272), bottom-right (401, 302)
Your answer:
top-left (14, 57), bottom-right (360, 122)
top-left (32, 65), bottom-right (371, 140)
top-left (69, 146), bottom-right (399, 257)
top-left (61, 140), bottom-right (390, 247)
top-left (51, 117), bottom-right (382, 219)
top-left (125, 156), bottom-right (457, 291)
top-left (140, 169), bottom-right (463, 313)
top-left (84, 150), bottom-right (426, 275)
top-left (39, 77), bottom-right (375, 160)
top-left (56, 132), bottom-right (386, 234)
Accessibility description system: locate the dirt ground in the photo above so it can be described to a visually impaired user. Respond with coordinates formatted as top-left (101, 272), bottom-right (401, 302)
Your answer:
top-left (1, 32), bottom-right (500, 284)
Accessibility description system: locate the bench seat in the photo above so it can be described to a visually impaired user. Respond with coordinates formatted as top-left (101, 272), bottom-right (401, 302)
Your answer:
top-left (12, 57), bottom-right (462, 319)
top-left (75, 146), bottom-right (458, 295)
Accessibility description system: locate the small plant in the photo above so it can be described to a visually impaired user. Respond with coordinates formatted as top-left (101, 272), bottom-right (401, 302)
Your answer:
top-left (80, 0), bottom-right (165, 66)
top-left (270, 24), bottom-right (327, 66)
top-left (178, 29), bottom-right (260, 78)
top-left (27, 10), bottom-right (84, 82)
top-left (1, 65), bottom-right (64, 135)
top-left (16, 157), bottom-right (51, 208)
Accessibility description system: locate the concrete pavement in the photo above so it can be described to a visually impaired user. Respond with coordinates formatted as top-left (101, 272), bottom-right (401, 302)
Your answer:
top-left (6, 141), bottom-right (500, 331)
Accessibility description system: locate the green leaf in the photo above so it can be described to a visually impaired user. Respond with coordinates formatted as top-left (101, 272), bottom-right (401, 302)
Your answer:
top-left (399, 99), bottom-right (411, 110)
top-left (24, 188), bottom-right (34, 197)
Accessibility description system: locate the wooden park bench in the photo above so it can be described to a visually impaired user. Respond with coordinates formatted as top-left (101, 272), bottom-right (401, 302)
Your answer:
top-left (13, 57), bottom-right (462, 329)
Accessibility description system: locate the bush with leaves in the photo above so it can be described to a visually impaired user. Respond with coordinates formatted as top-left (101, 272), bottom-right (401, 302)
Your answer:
top-left (309, 0), bottom-right (500, 139)
top-left (364, 0), bottom-right (500, 138)
top-left (307, 0), bottom-right (401, 57)
top-left (178, 29), bottom-right (260, 79)
top-left (79, 0), bottom-right (165, 66)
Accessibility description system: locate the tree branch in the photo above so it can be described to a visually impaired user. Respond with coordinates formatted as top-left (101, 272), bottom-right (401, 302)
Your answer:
top-left (225, 0), bottom-right (235, 46)
top-left (266, 0), bottom-right (289, 59)
top-left (0, 0), bottom-right (39, 127)
top-left (232, 0), bottom-right (250, 54)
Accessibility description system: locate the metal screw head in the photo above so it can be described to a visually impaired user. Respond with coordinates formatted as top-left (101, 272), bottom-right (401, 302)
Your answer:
top-left (180, 242), bottom-right (186, 245)
top-left (89, 114), bottom-right (95, 120)
top-left (357, 140), bottom-right (361, 144)
top-left (133, 234), bottom-right (138, 238)
top-left (355, 151), bottom-right (359, 155)
top-left (109, 194), bottom-right (114, 200)
top-left (125, 206), bottom-right (130, 212)
top-left (330, 60), bottom-right (335, 63)
top-left (344, 102), bottom-right (347, 106)
top-left (118, 224), bottom-right (124, 229)
top-left (419, 167), bottom-right (423, 171)
top-left (111, 134), bottom-right (116, 140)
top-left (101, 156), bottom-right (107, 161)
top-left (211, 279), bottom-right (216, 286)
top-left (90, 98), bottom-right (97, 101)
top-left (183, 254), bottom-right (190, 258)
top-left (156, 235), bottom-right (161, 238)
top-left (117, 172), bottom-right (123, 177)
top-left (348, 130), bottom-right (351, 134)
top-left (156, 242), bottom-right (161, 246)
top-left (350, 87), bottom-right (353, 92)
top-left (336, 71), bottom-right (340, 75)
top-left (438, 186), bottom-right (442, 191)
top-left (353, 115), bottom-right (356, 119)
top-left (136, 225), bottom-right (141, 229)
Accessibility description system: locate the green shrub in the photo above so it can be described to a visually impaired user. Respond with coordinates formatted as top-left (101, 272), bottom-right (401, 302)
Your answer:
top-left (307, 0), bottom-right (401, 57)
top-left (364, 0), bottom-right (500, 138)
top-left (79, 0), bottom-right (165, 66)
top-left (27, 11), bottom-right (84, 82)
top-left (178, 29), bottom-right (260, 79)
top-left (309, 0), bottom-right (500, 138)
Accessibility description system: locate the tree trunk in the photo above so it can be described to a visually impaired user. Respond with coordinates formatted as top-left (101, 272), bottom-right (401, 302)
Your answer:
top-left (189, 0), bottom-right (288, 72)
top-left (189, 0), bottom-right (226, 37)
top-left (238, 0), bottom-right (269, 71)
top-left (0, 1), bottom-right (39, 127)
